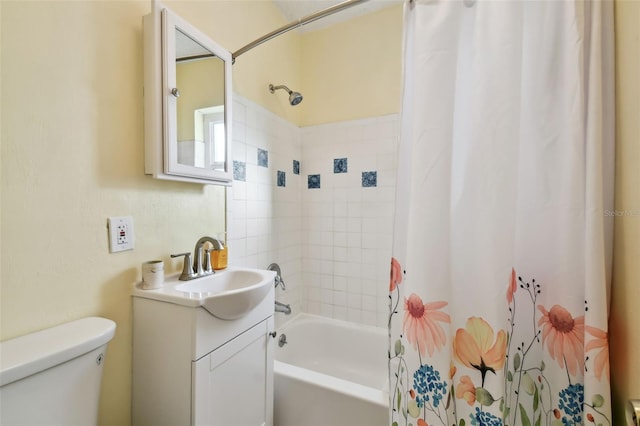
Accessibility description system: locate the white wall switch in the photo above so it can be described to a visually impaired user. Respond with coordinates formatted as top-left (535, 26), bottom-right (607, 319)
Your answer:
top-left (107, 216), bottom-right (135, 253)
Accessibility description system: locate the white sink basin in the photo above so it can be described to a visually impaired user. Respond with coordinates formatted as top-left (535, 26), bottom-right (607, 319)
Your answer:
top-left (132, 267), bottom-right (276, 320)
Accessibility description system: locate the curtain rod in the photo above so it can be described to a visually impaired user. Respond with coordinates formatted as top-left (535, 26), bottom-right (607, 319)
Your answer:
top-left (232, 0), bottom-right (369, 63)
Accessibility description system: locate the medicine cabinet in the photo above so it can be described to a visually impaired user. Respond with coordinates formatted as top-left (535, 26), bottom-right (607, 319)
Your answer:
top-left (144, 1), bottom-right (232, 185)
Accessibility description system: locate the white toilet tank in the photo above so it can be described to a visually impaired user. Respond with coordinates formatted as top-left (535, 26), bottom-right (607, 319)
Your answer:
top-left (0, 317), bottom-right (116, 426)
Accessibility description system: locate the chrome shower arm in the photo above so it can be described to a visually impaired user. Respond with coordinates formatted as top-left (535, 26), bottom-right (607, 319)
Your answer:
top-left (269, 84), bottom-right (303, 106)
top-left (269, 84), bottom-right (292, 94)
top-left (232, 0), bottom-right (369, 63)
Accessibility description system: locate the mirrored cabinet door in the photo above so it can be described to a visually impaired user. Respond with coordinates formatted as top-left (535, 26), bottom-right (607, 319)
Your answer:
top-left (144, 1), bottom-right (232, 185)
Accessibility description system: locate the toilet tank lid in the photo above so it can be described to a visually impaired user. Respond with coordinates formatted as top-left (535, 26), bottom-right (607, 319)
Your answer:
top-left (0, 317), bottom-right (116, 387)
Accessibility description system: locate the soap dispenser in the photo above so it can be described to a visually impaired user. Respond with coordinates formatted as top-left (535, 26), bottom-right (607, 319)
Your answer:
top-left (211, 233), bottom-right (228, 270)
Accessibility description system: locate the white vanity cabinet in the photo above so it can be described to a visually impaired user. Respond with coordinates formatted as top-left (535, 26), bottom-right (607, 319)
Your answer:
top-left (132, 287), bottom-right (275, 426)
top-left (192, 320), bottom-right (273, 426)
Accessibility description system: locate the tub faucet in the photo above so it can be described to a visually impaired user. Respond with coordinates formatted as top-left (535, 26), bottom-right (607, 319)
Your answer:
top-left (267, 263), bottom-right (286, 290)
top-left (275, 301), bottom-right (292, 315)
top-left (278, 334), bottom-right (288, 347)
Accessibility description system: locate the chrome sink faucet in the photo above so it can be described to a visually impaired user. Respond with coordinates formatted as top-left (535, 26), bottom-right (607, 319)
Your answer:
top-left (171, 236), bottom-right (225, 281)
top-left (193, 236), bottom-right (224, 276)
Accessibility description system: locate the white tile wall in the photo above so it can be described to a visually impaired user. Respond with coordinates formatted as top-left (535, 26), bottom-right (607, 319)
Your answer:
top-left (300, 116), bottom-right (398, 327)
top-left (228, 95), bottom-right (303, 327)
top-left (228, 94), bottom-right (398, 328)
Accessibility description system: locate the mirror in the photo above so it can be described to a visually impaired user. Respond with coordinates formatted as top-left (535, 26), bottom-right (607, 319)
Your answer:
top-left (144, 1), bottom-right (232, 184)
top-left (174, 30), bottom-right (226, 171)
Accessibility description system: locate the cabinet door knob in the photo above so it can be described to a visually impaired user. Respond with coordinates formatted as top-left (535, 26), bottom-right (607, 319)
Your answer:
top-left (171, 87), bottom-right (180, 97)
top-left (269, 331), bottom-right (277, 338)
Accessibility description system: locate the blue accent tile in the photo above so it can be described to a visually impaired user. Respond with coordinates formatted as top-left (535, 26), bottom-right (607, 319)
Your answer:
top-left (362, 171), bottom-right (377, 187)
top-left (293, 160), bottom-right (300, 175)
top-left (334, 158), bottom-right (348, 173)
top-left (277, 171), bottom-right (286, 187)
top-left (257, 148), bottom-right (269, 167)
top-left (233, 161), bottom-right (246, 181)
top-left (308, 174), bottom-right (321, 189)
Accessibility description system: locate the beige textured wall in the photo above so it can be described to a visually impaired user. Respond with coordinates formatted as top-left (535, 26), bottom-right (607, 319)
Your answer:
top-left (0, 1), bottom-right (299, 425)
top-left (611, 0), bottom-right (640, 423)
top-left (300, 4), bottom-right (403, 126)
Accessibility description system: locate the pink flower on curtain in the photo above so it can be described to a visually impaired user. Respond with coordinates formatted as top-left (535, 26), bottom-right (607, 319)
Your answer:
top-left (537, 304), bottom-right (584, 376)
top-left (585, 325), bottom-right (610, 381)
top-left (390, 257), bottom-right (403, 291)
top-left (507, 268), bottom-right (517, 304)
top-left (456, 375), bottom-right (476, 405)
top-left (403, 293), bottom-right (450, 357)
top-left (453, 317), bottom-right (507, 384)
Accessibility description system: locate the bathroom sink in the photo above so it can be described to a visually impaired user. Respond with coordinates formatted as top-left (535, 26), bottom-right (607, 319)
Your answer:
top-left (132, 267), bottom-right (276, 320)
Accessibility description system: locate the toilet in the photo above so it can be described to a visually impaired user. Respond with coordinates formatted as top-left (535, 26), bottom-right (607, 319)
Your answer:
top-left (0, 317), bottom-right (116, 425)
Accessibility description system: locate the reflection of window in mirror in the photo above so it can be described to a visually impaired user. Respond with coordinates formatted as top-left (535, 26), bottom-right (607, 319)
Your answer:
top-left (174, 31), bottom-right (225, 170)
top-left (203, 109), bottom-right (225, 171)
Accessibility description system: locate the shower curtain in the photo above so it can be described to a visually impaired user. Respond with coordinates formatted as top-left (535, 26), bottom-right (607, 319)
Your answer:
top-left (389, 1), bottom-right (614, 425)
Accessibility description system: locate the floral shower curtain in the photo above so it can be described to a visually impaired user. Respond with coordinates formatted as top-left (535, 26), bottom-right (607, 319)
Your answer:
top-left (389, 1), bottom-right (615, 426)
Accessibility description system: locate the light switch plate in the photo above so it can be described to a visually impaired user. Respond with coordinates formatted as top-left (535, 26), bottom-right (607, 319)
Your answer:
top-left (107, 216), bottom-right (135, 253)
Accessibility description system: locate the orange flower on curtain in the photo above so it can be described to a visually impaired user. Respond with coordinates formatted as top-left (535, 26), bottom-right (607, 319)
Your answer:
top-left (456, 375), bottom-right (476, 405)
top-left (453, 317), bottom-right (507, 385)
top-left (506, 268), bottom-right (517, 304)
top-left (585, 325), bottom-right (610, 381)
top-left (403, 293), bottom-right (451, 357)
top-left (390, 257), bottom-right (403, 291)
top-left (537, 304), bottom-right (584, 376)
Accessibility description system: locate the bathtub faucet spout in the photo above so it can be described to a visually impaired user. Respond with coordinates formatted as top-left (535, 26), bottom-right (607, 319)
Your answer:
top-left (275, 301), bottom-right (292, 315)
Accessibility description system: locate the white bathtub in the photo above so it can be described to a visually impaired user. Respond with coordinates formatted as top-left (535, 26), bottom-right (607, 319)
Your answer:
top-left (273, 314), bottom-right (388, 426)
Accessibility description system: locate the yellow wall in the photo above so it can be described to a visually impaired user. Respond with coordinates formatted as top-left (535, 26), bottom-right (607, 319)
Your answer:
top-left (164, 1), bottom-right (403, 128)
top-left (0, 1), bottom-right (300, 425)
top-left (611, 0), bottom-right (640, 422)
top-left (164, 0), bottom-right (303, 126)
top-left (301, 4), bottom-right (403, 126)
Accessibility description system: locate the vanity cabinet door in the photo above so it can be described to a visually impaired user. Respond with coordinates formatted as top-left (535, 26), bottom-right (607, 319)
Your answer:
top-left (192, 317), bottom-right (274, 426)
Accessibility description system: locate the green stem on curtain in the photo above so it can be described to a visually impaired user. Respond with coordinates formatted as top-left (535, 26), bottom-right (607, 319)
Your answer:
top-left (563, 356), bottom-right (572, 385)
top-left (585, 403), bottom-right (612, 426)
top-left (424, 399), bottom-right (446, 425)
top-left (390, 353), bottom-right (410, 423)
top-left (511, 330), bottom-right (541, 425)
top-left (505, 296), bottom-right (517, 418)
top-left (523, 367), bottom-right (552, 417)
top-left (388, 285), bottom-right (401, 330)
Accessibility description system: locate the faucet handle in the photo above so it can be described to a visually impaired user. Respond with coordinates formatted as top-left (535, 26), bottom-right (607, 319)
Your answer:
top-left (267, 263), bottom-right (286, 290)
top-left (274, 275), bottom-right (286, 290)
top-left (204, 248), bottom-right (213, 274)
top-left (171, 252), bottom-right (196, 280)
top-left (195, 246), bottom-right (205, 275)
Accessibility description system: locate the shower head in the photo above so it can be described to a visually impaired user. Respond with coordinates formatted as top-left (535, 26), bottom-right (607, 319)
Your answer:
top-left (289, 91), bottom-right (303, 106)
top-left (269, 84), bottom-right (303, 106)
